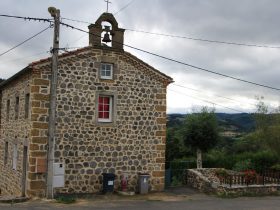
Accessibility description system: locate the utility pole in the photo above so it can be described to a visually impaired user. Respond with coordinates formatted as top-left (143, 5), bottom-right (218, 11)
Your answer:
top-left (47, 6), bottom-right (60, 199)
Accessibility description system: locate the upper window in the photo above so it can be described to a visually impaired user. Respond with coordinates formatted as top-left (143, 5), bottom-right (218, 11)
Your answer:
top-left (25, 93), bottom-right (30, 119)
top-left (100, 63), bottom-right (113, 80)
top-left (15, 96), bottom-right (19, 120)
top-left (6, 99), bottom-right (10, 121)
top-left (98, 96), bottom-right (113, 122)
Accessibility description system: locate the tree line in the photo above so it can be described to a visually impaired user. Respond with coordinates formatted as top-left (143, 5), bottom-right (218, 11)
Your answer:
top-left (166, 101), bottom-right (280, 171)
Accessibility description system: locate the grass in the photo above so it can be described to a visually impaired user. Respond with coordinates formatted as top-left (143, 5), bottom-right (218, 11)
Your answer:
top-left (56, 195), bottom-right (76, 204)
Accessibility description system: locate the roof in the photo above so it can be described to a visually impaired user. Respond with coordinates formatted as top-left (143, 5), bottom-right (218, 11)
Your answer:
top-left (0, 46), bottom-right (173, 89)
top-left (0, 66), bottom-right (31, 89)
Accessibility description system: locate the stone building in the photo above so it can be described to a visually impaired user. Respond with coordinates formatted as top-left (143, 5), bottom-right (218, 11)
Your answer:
top-left (0, 13), bottom-right (173, 197)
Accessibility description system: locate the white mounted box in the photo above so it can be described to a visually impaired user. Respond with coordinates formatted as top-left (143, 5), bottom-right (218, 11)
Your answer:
top-left (53, 175), bottom-right (65, 188)
top-left (53, 163), bottom-right (65, 188)
top-left (53, 163), bottom-right (64, 175)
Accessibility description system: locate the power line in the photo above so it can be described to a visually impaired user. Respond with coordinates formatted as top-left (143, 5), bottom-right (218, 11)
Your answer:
top-left (60, 16), bottom-right (280, 49)
top-left (114, 0), bottom-right (136, 15)
top-left (172, 83), bottom-right (257, 106)
top-left (0, 14), bottom-right (51, 22)
top-left (60, 21), bottom-right (280, 92)
top-left (125, 29), bottom-right (280, 49)
top-left (0, 26), bottom-right (51, 57)
top-left (4, 14), bottom-right (279, 50)
top-left (168, 88), bottom-right (249, 113)
top-left (61, 17), bottom-right (91, 24)
top-left (0, 51), bottom-right (49, 64)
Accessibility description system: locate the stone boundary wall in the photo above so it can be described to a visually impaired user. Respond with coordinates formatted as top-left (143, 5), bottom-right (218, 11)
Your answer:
top-left (217, 184), bottom-right (280, 196)
top-left (186, 168), bottom-right (280, 196)
top-left (186, 169), bottom-right (218, 193)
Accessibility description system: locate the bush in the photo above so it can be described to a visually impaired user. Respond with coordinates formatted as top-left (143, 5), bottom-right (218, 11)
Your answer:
top-left (171, 176), bottom-right (183, 186)
top-left (233, 159), bottom-right (255, 172)
top-left (215, 168), bottom-right (228, 177)
top-left (56, 195), bottom-right (76, 204)
top-left (204, 150), bottom-right (236, 169)
top-left (270, 164), bottom-right (280, 171)
top-left (251, 151), bottom-right (279, 172)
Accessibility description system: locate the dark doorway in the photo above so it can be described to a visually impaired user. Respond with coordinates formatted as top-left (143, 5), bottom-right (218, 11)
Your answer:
top-left (21, 146), bottom-right (28, 197)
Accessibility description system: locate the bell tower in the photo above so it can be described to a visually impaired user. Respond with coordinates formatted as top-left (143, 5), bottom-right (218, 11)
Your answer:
top-left (88, 13), bottom-right (125, 50)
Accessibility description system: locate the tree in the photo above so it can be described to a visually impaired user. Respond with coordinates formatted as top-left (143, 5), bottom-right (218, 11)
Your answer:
top-left (255, 99), bottom-right (280, 156)
top-left (183, 107), bottom-right (219, 168)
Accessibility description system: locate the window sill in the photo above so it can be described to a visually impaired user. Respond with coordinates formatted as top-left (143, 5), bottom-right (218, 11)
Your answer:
top-left (99, 79), bottom-right (115, 83)
top-left (95, 121), bottom-right (117, 127)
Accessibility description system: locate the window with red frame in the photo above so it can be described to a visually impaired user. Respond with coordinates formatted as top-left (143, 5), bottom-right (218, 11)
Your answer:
top-left (98, 96), bottom-right (112, 122)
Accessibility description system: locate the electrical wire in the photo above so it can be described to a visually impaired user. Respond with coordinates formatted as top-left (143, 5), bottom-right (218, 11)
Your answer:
top-left (0, 51), bottom-right (49, 64)
top-left (114, 0), bottom-right (136, 15)
top-left (125, 29), bottom-right (280, 49)
top-left (0, 14), bottom-right (51, 22)
top-left (172, 83), bottom-right (257, 106)
top-left (4, 14), bottom-right (279, 50)
top-left (0, 26), bottom-right (51, 57)
top-left (60, 21), bottom-right (280, 92)
top-left (61, 17), bottom-right (91, 24)
top-left (168, 89), bottom-right (249, 113)
top-left (60, 16), bottom-right (280, 49)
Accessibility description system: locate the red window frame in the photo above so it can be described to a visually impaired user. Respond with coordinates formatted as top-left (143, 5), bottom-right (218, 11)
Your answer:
top-left (98, 96), bottom-right (112, 122)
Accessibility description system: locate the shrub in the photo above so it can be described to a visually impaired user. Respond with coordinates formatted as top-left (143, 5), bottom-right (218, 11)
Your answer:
top-left (204, 150), bottom-right (236, 169)
top-left (233, 159), bottom-right (255, 172)
top-left (56, 195), bottom-right (76, 204)
top-left (215, 168), bottom-right (228, 177)
top-left (171, 176), bottom-right (183, 186)
top-left (270, 164), bottom-right (280, 171)
top-left (243, 170), bottom-right (257, 184)
top-left (252, 151), bottom-right (279, 172)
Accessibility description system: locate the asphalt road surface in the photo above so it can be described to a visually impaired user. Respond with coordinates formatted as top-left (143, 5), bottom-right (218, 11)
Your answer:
top-left (0, 187), bottom-right (279, 210)
top-left (1, 196), bottom-right (280, 210)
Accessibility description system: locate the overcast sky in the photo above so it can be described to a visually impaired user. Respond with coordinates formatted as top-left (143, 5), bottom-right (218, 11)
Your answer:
top-left (1, 0), bottom-right (280, 113)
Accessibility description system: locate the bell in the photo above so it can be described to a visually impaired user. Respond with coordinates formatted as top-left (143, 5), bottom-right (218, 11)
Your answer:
top-left (102, 32), bottom-right (111, 43)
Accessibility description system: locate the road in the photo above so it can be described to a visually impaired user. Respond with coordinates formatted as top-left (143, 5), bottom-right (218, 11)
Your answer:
top-left (0, 187), bottom-right (279, 210)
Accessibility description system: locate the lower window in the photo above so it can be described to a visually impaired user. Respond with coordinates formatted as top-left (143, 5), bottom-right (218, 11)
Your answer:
top-left (12, 144), bottom-right (18, 170)
top-left (98, 95), bottom-right (113, 122)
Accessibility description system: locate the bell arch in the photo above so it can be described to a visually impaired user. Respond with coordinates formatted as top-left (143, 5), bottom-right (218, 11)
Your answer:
top-left (88, 13), bottom-right (125, 50)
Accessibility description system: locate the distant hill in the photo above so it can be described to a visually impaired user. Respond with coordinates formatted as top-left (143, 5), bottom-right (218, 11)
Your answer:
top-left (0, 78), bottom-right (4, 83)
top-left (216, 113), bottom-right (255, 132)
top-left (167, 113), bottom-right (255, 133)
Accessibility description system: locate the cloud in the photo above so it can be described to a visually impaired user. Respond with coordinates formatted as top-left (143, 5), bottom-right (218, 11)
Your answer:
top-left (1, 0), bottom-right (280, 113)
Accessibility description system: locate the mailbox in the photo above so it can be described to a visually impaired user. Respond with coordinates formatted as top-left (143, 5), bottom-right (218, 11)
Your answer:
top-left (53, 163), bottom-right (65, 188)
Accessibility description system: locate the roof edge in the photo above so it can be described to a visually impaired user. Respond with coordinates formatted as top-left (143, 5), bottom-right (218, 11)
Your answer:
top-left (123, 51), bottom-right (174, 84)
top-left (0, 45), bottom-right (174, 89)
top-left (0, 66), bottom-right (32, 89)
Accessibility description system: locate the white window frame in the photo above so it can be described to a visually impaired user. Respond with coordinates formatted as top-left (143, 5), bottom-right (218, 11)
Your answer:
top-left (100, 63), bottom-right (113, 80)
top-left (98, 95), bottom-right (113, 122)
top-left (12, 144), bottom-right (18, 170)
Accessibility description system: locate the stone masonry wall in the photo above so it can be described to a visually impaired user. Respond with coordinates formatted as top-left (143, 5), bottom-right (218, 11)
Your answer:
top-left (0, 72), bottom-right (31, 196)
top-left (52, 48), bottom-right (168, 194)
top-left (0, 46), bottom-right (170, 197)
